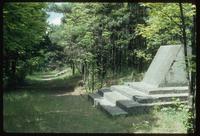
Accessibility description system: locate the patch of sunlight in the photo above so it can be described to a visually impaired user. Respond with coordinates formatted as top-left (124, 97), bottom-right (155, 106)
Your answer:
top-left (55, 86), bottom-right (86, 96)
top-left (27, 68), bottom-right (72, 81)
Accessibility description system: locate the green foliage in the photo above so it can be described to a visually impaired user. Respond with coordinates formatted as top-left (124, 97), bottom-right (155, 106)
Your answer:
top-left (48, 3), bottom-right (147, 91)
top-left (47, 3), bottom-right (195, 92)
top-left (3, 3), bottom-right (48, 53)
top-left (187, 55), bottom-right (196, 73)
top-left (135, 3), bottom-right (195, 59)
top-left (3, 3), bottom-right (48, 87)
top-left (3, 2), bottom-right (196, 133)
top-left (4, 2), bottom-right (195, 91)
top-left (153, 99), bottom-right (194, 133)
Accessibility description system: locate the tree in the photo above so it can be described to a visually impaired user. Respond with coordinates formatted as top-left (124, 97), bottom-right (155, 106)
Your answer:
top-left (179, 2), bottom-right (196, 133)
top-left (3, 3), bottom-right (48, 87)
top-left (135, 3), bottom-right (195, 61)
top-left (48, 3), bottom-right (147, 91)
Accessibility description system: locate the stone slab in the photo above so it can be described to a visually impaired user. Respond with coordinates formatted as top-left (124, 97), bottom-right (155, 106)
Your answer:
top-left (98, 88), bottom-right (112, 96)
top-left (95, 98), bottom-right (115, 106)
top-left (116, 100), bottom-right (151, 114)
top-left (111, 85), bottom-right (147, 99)
top-left (125, 82), bottom-right (155, 93)
top-left (142, 45), bottom-right (189, 87)
top-left (148, 86), bottom-right (188, 94)
top-left (134, 93), bottom-right (188, 103)
top-left (103, 91), bottom-right (131, 104)
top-left (126, 82), bottom-right (188, 94)
top-left (88, 93), bottom-right (102, 104)
top-left (117, 100), bottom-right (188, 114)
top-left (100, 105), bottom-right (128, 116)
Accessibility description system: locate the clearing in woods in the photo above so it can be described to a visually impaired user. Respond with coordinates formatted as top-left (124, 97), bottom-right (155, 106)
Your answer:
top-left (3, 70), bottom-right (187, 133)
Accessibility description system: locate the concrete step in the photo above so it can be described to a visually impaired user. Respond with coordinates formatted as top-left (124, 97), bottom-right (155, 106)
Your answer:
top-left (111, 85), bottom-right (188, 103)
top-left (96, 98), bottom-right (115, 106)
top-left (110, 85), bottom-right (147, 99)
top-left (125, 82), bottom-right (155, 93)
top-left (125, 82), bottom-right (188, 94)
top-left (88, 86), bottom-right (189, 116)
top-left (148, 87), bottom-right (189, 94)
top-left (98, 88), bottom-right (112, 96)
top-left (88, 92), bottom-right (115, 106)
top-left (88, 93), bottom-right (128, 116)
top-left (134, 93), bottom-right (188, 103)
top-left (88, 92), bottom-right (102, 105)
top-left (103, 91), bottom-right (131, 104)
top-left (116, 100), bottom-right (188, 114)
top-left (99, 105), bottom-right (128, 117)
top-left (116, 100), bottom-right (150, 114)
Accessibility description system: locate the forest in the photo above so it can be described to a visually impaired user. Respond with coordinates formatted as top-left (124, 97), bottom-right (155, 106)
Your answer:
top-left (3, 2), bottom-right (196, 90)
top-left (3, 2), bottom-right (196, 133)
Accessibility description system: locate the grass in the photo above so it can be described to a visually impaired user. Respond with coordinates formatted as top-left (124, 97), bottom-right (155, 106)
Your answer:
top-left (3, 69), bottom-right (188, 133)
top-left (27, 68), bottom-right (72, 81)
top-left (148, 108), bottom-right (187, 133)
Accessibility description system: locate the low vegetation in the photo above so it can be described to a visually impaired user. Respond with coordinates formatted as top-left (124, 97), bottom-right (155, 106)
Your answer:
top-left (3, 70), bottom-right (189, 133)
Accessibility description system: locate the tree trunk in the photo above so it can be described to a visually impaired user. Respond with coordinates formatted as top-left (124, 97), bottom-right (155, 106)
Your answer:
top-left (112, 35), bottom-right (116, 77)
top-left (92, 62), bottom-right (95, 91)
top-left (72, 62), bottom-right (75, 75)
top-left (179, 2), bottom-right (195, 133)
top-left (11, 59), bottom-right (17, 87)
top-left (188, 14), bottom-right (196, 133)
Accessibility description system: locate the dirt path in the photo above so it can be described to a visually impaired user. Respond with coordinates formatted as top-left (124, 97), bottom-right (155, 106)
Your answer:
top-left (26, 72), bottom-right (87, 96)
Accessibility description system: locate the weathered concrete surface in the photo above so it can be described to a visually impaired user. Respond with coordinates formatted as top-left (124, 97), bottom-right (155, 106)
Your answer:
top-left (100, 105), bottom-right (128, 116)
top-left (142, 45), bottom-right (190, 87)
top-left (111, 85), bottom-right (147, 98)
top-left (160, 45), bottom-right (191, 87)
top-left (125, 82), bottom-right (155, 93)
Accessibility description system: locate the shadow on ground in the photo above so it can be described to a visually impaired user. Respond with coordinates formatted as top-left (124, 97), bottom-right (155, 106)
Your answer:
top-left (3, 91), bottom-right (159, 133)
top-left (7, 75), bottom-right (82, 95)
top-left (3, 72), bottom-right (160, 133)
top-left (4, 72), bottom-right (184, 133)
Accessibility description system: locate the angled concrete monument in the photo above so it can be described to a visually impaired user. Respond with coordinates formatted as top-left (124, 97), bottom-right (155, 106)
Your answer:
top-left (88, 45), bottom-right (191, 116)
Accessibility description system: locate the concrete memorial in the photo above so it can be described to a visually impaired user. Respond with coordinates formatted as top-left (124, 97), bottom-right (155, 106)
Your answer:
top-left (88, 45), bottom-right (191, 116)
